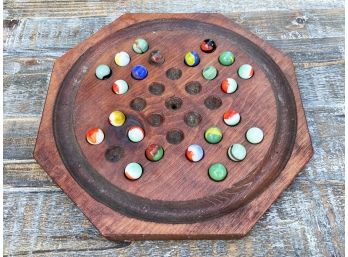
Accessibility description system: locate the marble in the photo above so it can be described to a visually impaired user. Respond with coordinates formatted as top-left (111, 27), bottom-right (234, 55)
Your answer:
top-left (86, 128), bottom-right (104, 145)
top-left (228, 144), bottom-right (247, 161)
top-left (109, 110), bottom-right (126, 127)
top-left (200, 39), bottom-right (217, 53)
top-left (132, 38), bottom-right (149, 54)
top-left (208, 163), bottom-right (227, 182)
top-left (124, 162), bottom-right (143, 180)
top-left (149, 50), bottom-right (165, 65)
top-left (246, 127), bottom-right (264, 144)
top-left (186, 144), bottom-right (204, 162)
top-left (221, 78), bottom-right (238, 94)
top-left (219, 51), bottom-right (235, 66)
top-left (223, 110), bottom-right (241, 126)
top-left (202, 65), bottom-right (218, 80)
top-left (145, 144), bottom-right (164, 162)
top-left (238, 64), bottom-right (254, 79)
top-left (114, 51), bottom-right (130, 66)
top-left (184, 51), bottom-right (200, 67)
top-left (95, 64), bottom-right (111, 80)
top-left (131, 65), bottom-right (148, 80)
top-left (127, 126), bottom-right (145, 142)
top-left (204, 126), bottom-right (223, 144)
top-left (112, 79), bottom-right (128, 94)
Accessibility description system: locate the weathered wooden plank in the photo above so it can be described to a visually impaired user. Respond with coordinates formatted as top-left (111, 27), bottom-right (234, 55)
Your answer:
top-left (3, 0), bottom-right (345, 19)
top-left (3, 179), bottom-right (344, 256)
top-left (4, 9), bottom-right (345, 54)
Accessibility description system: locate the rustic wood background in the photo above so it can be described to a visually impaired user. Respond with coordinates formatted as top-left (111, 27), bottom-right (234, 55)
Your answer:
top-left (3, 0), bottom-right (344, 256)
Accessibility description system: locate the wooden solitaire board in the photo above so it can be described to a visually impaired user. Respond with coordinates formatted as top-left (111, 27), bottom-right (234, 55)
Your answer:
top-left (34, 13), bottom-right (313, 239)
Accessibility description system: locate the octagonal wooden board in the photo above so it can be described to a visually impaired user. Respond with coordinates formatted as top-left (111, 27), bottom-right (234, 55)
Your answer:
top-left (34, 13), bottom-right (313, 239)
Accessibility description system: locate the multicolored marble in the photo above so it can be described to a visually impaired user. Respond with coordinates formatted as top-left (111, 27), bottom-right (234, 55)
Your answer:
top-left (202, 65), bottom-right (218, 80)
top-left (204, 126), bottom-right (223, 144)
top-left (208, 163), bottom-right (227, 182)
top-left (109, 110), bottom-right (126, 127)
top-left (127, 126), bottom-right (145, 143)
top-left (131, 65), bottom-right (148, 80)
top-left (238, 64), bottom-right (254, 79)
top-left (186, 144), bottom-right (204, 162)
top-left (149, 50), bottom-right (165, 65)
top-left (246, 127), bottom-right (264, 144)
top-left (95, 64), bottom-right (111, 80)
top-left (223, 110), bottom-right (241, 126)
top-left (145, 144), bottom-right (164, 162)
top-left (124, 162), bottom-right (143, 180)
top-left (184, 51), bottom-right (200, 67)
top-left (221, 78), bottom-right (238, 94)
top-left (132, 38), bottom-right (149, 54)
top-left (200, 39), bottom-right (217, 53)
top-left (219, 51), bottom-right (235, 66)
top-left (228, 144), bottom-right (247, 162)
top-left (114, 51), bottom-right (130, 66)
top-left (86, 128), bottom-right (104, 145)
top-left (112, 80), bottom-right (128, 94)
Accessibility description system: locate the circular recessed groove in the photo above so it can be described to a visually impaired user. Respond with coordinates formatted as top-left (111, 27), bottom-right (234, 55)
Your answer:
top-left (185, 81), bottom-right (202, 95)
top-left (147, 113), bottom-right (164, 127)
top-left (149, 82), bottom-right (165, 95)
top-left (130, 97), bottom-right (147, 111)
top-left (166, 67), bottom-right (182, 80)
top-left (204, 95), bottom-right (222, 110)
top-left (165, 96), bottom-right (183, 111)
top-left (166, 129), bottom-right (185, 144)
top-left (105, 146), bottom-right (124, 162)
top-left (184, 111), bottom-right (202, 127)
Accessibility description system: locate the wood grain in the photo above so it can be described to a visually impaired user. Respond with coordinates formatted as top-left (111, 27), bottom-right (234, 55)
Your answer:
top-left (3, 2), bottom-right (344, 256)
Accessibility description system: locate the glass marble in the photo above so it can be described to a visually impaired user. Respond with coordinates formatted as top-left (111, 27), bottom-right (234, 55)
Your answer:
top-left (109, 111), bottom-right (126, 127)
top-left (149, 50), bottom-right (165, 65)
top-left (219, 51), bottom-right (235, 66)
top-left (112, 79), bottom-right (128, 94)
top-left (114, 51), bottom-right (130, 66)
top-left (238, 64), bottom-right (254, 79)
top-left (208, 163), bottom-right (227, 182)
top-left (200, 39), bottom-right (217, 53)
top-left (132, 38), bottom-right (149, 54)
top-left (184, 51), bottom-right (200, 67)
top-left (228, 144), bottom-right (247, 162)
top-left (127, 126), bottom-right (145, 143)
top-left (186, 144), bottom-right (204, 162)
top-left (246, 127), bottom-right (264, 144)
top-left (221, 78), bottom-right (238, 94)
top-left (95, 64), bottom-right (111, 80)
top-left (204, 126), bottom-right (223, 144)
top-left (124, 162), bottom-right (143, 180)
top-left (86, 128), bottom-right (104, 145)
top-left (223, 110), bottom-right (241, 126)
top-left (131, 65), bottom-right (148, 80)
top-left (145, 144), bottom-right (164, 162)
top-left (202, 65), bottom-right (218, 80)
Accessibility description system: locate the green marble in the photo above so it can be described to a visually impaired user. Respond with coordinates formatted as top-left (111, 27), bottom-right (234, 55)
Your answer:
top-left (95, 64), bottom-right (111, 80)
top-left (246, 127), bottom-right (264, 144)
top-left (204, 126), bottom-right (223, 144)
top-left (228, 144), bottom-right (247, 161)
top-left (132, 38), bottom-right (149, 54)
top-left (218, 51), bottom-right (235, 66)
top-left (208, 163), bottom-right (227, 182)
top-left (202, 65), bottom-right (218, 80)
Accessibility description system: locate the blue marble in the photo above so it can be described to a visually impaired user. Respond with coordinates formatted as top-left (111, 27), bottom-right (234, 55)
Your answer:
top-left (131, 65), bottom-right (148, 80)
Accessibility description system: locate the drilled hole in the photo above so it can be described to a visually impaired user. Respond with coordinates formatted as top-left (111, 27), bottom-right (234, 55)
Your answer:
top-left (185, 81), bottom-right (202, 95)
top-left (166, 68), bottom-right (182, 80)
top-left (184, 111), bottom-right (202, 127)
top-left (204, 95), bottom-right (222, 110)
top-left (166, 129), bottom-right (184, 144)
top-left (130, 97), bottom-right (146, 111)
top-left (105, 146), bottom-right (124, 162)
top-left (147, 113), bottom-right (164, 127)
top-left (165, 96), bottom-right (183, 111)
top-left (149, 82), bottom-right (165, 95)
